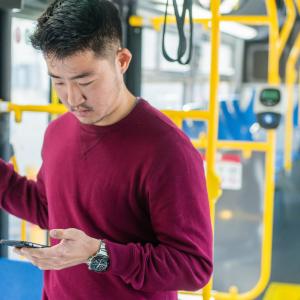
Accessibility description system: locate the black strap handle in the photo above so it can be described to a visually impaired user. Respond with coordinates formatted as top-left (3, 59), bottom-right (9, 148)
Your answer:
top-left (162, 0), bottom-right (194, 65)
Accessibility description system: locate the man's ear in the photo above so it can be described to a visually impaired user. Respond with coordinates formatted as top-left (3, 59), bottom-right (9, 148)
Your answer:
top-left (116, 48), bottom-right (132, 75)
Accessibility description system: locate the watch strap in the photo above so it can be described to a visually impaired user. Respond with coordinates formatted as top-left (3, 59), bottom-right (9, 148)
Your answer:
top-left (87, 240), bottom-right (109, 272)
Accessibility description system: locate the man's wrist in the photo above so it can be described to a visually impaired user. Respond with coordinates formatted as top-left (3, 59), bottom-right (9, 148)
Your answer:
top-left (87, 238), bottom-right (102, 262)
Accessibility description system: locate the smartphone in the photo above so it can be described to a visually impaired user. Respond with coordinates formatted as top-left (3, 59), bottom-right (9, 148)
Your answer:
top-left (0, 239), bottom-right (49, 248)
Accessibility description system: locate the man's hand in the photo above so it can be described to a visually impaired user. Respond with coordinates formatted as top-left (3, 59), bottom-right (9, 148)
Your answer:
top-left (14, 228), bottom-right (101, 271)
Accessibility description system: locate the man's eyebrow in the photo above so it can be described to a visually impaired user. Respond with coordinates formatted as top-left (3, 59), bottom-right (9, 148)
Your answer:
top-left (48, 72), bottom-right (95, 80)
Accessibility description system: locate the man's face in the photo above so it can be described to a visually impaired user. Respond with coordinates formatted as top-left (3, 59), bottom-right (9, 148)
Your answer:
top-left (46, 49), bottom-right (130, 125)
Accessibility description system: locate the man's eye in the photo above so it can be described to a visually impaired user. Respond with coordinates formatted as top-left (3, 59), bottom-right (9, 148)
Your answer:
top-left (55, 82), bottom-right (64, 86)
top-left (79, 81), bottom-right (94, 87)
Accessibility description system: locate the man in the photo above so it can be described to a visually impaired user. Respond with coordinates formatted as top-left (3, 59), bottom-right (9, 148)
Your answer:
top-left (0, 0), bottom-right (213, 299)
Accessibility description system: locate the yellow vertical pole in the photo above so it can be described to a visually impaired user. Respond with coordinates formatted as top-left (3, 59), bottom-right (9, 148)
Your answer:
top-left (51, 84), bottom-right (59, 105)
top-left (278, 3), bottom-right (296, 182)
top-left (278, 0), bottom-right (296, 58)
top-left (261, 0), bottom-right (279, 292)
top-left (202, 0), bottom-right (221, 299)
top-left (20, 222), bottom-right (27, 241)
top-left (296, 0), bottom-right (300, 13)
top-left (284, 32), bottom-right (300, 172)
top-left (50, 84), bottom-right (60, 120)
top-left (10, 155), bottom-right (27, 241)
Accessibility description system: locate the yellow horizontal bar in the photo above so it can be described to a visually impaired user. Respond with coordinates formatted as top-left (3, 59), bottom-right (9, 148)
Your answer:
top-left (220, 15), bottom-right (271, 25)
top-left (151, 15), bottom-right (271, 31)
top-left (217, 140), bottom-right (271, 152)
top-left (162, 110), bottom-right (210, 121)
top-left (129, 16), bottom-right (143, 27)
top-left (8, 103), bottom-right (67, 114)
top-left (151, 16), bottom-right (209, 31)
top-left (4, 103), bottom-right (212, 121)
top-left (192, 139), bottom-right (270, 152)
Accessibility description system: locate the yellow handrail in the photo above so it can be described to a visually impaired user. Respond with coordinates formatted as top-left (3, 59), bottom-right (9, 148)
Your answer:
top-left (284, 34), bottom-right (300, 172)
top-left (278, 0), bottom-right (296, 58)
top-left (219, 15), bottom-right (270, 25)
top-left (191, 139), bottom-right (270, 153)
top-left (163, 110), bottom-right (210, 121)
top-left (202, 1), bottom-right (222, 299)
top-left (148, 15), bottom-right (271, 32)
top-left (0, 101), bottom-right (67, 123)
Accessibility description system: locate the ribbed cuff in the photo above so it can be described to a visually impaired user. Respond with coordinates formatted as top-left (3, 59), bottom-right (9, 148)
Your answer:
top-left (103, 239), bottom-right (135, 277)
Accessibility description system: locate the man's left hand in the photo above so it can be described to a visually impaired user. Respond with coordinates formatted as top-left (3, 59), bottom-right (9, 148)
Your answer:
top-left (14, 228), bottom-right (100, 271)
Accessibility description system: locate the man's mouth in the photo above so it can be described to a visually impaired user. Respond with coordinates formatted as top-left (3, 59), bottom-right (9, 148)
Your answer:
top-left (74, 109), bottom-right (93, 117)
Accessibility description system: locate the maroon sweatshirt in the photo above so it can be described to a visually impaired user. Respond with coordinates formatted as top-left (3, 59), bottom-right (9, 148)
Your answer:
top-left (0, 99), bottom-right (213, 300)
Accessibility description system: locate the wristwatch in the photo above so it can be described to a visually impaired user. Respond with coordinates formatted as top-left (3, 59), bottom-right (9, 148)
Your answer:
top-left (87, 240), bottom-right (110, 272)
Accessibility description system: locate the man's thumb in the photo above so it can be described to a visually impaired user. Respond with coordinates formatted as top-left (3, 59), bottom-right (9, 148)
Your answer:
top-left (50, 228), bottom-right (79, 240)
top-left (50, 229), bottom-right (65, 239)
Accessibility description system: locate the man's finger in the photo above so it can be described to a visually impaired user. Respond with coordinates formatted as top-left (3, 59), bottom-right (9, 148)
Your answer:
top-left (13, 247), bottom-right (22, 255)
top-left (20, 244), bottom-right (61, 258)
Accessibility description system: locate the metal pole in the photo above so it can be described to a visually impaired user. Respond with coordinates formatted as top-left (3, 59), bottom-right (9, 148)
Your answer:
top-left (0, 8), bottom-right (12, 258)
top-left (125, 0), bottom-right (142, 96)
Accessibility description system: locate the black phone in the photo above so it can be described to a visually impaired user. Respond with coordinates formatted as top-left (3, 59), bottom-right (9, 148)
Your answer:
top-left (0, 239), bottom-right (49, 248)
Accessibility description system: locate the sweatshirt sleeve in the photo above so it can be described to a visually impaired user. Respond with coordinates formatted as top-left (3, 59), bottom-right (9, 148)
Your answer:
top-left (0, 159), bottom-right (48, 229)
top-left (104, 137), bottom-right (213, 292)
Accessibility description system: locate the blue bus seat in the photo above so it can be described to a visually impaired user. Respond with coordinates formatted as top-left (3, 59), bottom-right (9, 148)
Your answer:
top-left (0, 258), bottom-right (43, 300)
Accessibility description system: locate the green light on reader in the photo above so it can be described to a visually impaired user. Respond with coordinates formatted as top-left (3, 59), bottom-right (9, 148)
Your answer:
top-left (260, 88), bottom-right (281, 106)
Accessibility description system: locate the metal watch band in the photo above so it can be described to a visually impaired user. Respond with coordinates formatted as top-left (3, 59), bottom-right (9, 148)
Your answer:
top-left (87, 240), bottom-right (110, 272)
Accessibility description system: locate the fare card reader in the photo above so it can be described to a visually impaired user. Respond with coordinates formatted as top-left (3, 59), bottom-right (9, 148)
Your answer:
top-left (254, 86), bottom-right (284, 129)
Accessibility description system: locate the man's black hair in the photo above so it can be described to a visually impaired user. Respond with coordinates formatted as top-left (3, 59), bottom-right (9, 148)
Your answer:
top-left (30, 0), bottom-right (123, 59)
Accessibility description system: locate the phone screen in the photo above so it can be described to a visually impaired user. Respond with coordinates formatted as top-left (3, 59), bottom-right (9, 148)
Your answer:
top-left (0, 239), bottom-right (49, 248)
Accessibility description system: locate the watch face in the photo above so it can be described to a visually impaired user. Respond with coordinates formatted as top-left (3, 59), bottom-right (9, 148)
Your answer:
top-left (90, 255), bottom-right (109, 272)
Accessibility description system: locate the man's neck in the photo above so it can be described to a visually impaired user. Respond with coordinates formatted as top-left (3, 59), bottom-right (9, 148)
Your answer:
top-left (94, 89), bottom-right (137, 127)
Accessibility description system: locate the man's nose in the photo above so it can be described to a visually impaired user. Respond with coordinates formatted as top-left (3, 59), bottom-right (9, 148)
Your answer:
top-left (66, 83), bottom-right (85, 107)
